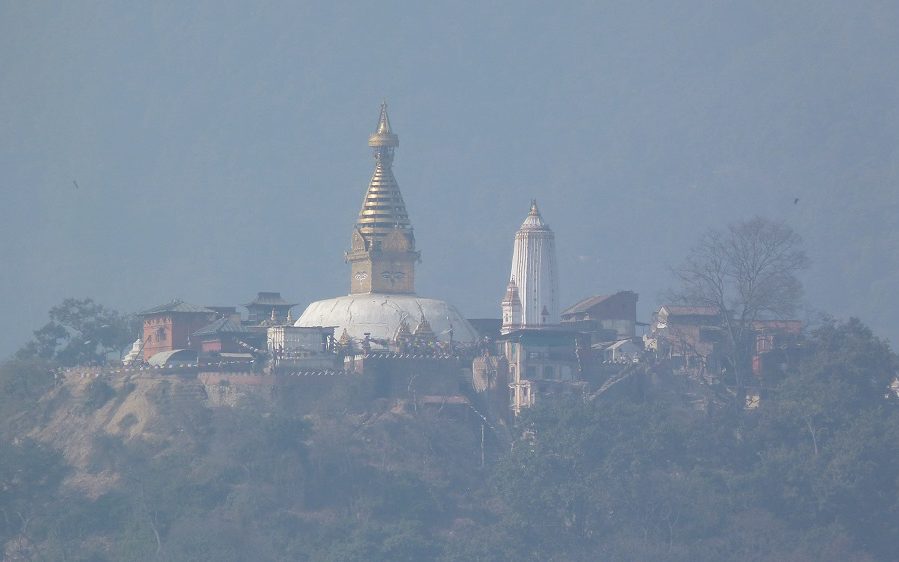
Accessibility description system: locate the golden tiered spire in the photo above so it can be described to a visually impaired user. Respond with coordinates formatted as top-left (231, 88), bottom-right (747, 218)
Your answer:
top-left (346, 103), bottom-right (420, 295)
top-left (355, 102), bottom-right (413, 243)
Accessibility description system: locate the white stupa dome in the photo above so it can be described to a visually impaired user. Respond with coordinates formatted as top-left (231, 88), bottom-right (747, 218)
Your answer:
top-left (295, 293), bottom-right (478, 348)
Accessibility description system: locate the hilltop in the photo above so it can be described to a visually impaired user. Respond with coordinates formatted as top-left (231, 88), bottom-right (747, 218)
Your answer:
top-left (2, 318), bottom-right (899, 561)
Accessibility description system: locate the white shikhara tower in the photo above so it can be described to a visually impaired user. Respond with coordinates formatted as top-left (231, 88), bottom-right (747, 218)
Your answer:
top-left (504, 200), bottom-right (559, 330)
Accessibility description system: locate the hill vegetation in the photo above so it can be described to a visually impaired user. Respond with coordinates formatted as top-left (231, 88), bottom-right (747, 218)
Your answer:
top-left (1, 319), bottom-right (898, 561)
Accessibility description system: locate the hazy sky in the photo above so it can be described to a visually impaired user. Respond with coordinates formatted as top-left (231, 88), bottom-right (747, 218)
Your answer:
top-left (2, 1), bottom-right (898, 358)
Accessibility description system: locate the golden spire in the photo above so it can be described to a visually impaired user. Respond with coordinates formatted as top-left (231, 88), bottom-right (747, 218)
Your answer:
top-left (346, 103), bottom-right (420, 295)
top-left (355, 102), bottom-right (413, 242)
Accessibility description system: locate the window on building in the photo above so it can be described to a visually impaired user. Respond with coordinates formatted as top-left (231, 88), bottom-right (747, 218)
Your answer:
top-left (543, 365), bottom-right (555, 379)
top-left (156, 327), bottom-right (167, 342)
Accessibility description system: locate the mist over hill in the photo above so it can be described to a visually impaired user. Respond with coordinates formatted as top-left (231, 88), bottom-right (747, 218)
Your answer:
top-left (2, 2), bottom-right (897, 356)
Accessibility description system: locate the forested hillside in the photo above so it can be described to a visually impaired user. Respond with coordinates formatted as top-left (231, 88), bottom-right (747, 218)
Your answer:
top-left (2, 318), bottom-right (898, 561)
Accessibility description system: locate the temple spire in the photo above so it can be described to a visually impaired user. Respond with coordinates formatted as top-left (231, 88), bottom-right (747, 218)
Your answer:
top-left (375, 101), bottom-right (393, 134)
top-left (369, 101), bottom-right (399, 163)
top-left (355, 102), bottom-right (412, 238)
top-left (520, 198), bottom-right (548, 230)
top-left (509, 201), bottom-right (559, 325)
top-left (346, 103), bottom-right (420, 295)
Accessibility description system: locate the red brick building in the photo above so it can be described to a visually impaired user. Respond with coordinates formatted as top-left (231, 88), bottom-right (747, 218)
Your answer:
top-left (138, 300), bottom-right (216, 361)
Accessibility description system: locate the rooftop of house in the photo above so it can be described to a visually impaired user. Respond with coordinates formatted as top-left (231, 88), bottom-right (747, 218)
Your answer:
top-left (562, 295), bottom-right (612, 316)
top-left (562, 291), bottom-right (637, 316)
top-left (139, 299), bottom-right (215, 316)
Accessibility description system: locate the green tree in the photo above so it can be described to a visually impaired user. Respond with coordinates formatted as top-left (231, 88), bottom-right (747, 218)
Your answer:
top-left (17, 298), bottom-right (139, 366)
top-left (489, 318), bottom-right (899, 560)
top-left (747, 318), bottom-right (899, 559)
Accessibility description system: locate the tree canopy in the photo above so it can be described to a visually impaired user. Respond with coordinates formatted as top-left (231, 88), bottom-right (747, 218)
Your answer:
top-left (485, 318), bottom-right (898, 561)
top-left (16, 298), bottom-right (138, 366)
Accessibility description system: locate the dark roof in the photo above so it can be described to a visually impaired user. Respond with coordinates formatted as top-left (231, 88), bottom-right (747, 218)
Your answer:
top-left (661, 305), bottom-right (720, 317)
top-left (139, 299), bottom-right (215, 316)
top-left (193, 317), bottom-right (249, 337)
top-left (562, 291), bottom-right (638, 316)
top-left (562, 294), bottom-right (612, 316)
top-left (498, 327), bottom-right (582, 346)
top-left (467, 318), bottom-right (503, 339)
top-left (243, 292), bottom-right (297, 308)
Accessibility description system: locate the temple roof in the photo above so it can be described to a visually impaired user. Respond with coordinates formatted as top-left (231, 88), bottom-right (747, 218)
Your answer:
top-left (243, 291), bottom-right (296, 308)
top-left (518, 199), bottom-right (550, 231)
top-left (139, 299), bottom-right (214, 316)
top-left (502, 279), bottom-right (521, 305)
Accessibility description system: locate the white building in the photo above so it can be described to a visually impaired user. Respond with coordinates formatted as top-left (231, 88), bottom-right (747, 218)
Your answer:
top-left (267, 325), bottom-right (333, 355)
top-left (504, 200), bottom-right (560, 330)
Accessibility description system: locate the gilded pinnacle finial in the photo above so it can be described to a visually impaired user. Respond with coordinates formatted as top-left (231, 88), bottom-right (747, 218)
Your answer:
top-left (377, 101), bottom-right (391, 134)
top-left (369, 102), bottom-right (399, 149)
top-left (530, 199), bottom-right (539, 214)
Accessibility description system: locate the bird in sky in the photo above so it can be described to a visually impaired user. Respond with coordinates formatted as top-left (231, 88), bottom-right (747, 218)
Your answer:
top-left (794, 197), bottom-right (799, 205)
top-left (72, 180), bottom-right (80, 190)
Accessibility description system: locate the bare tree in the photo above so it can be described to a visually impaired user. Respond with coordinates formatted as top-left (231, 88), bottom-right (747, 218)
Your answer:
top-left (669, 217), bottom-right (809, 395)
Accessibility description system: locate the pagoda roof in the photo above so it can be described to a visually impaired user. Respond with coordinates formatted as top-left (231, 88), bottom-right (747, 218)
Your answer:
top-left (139, 299), bottom-right (215, 316)
top-left (243, 292), bottom-right (297, 308)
